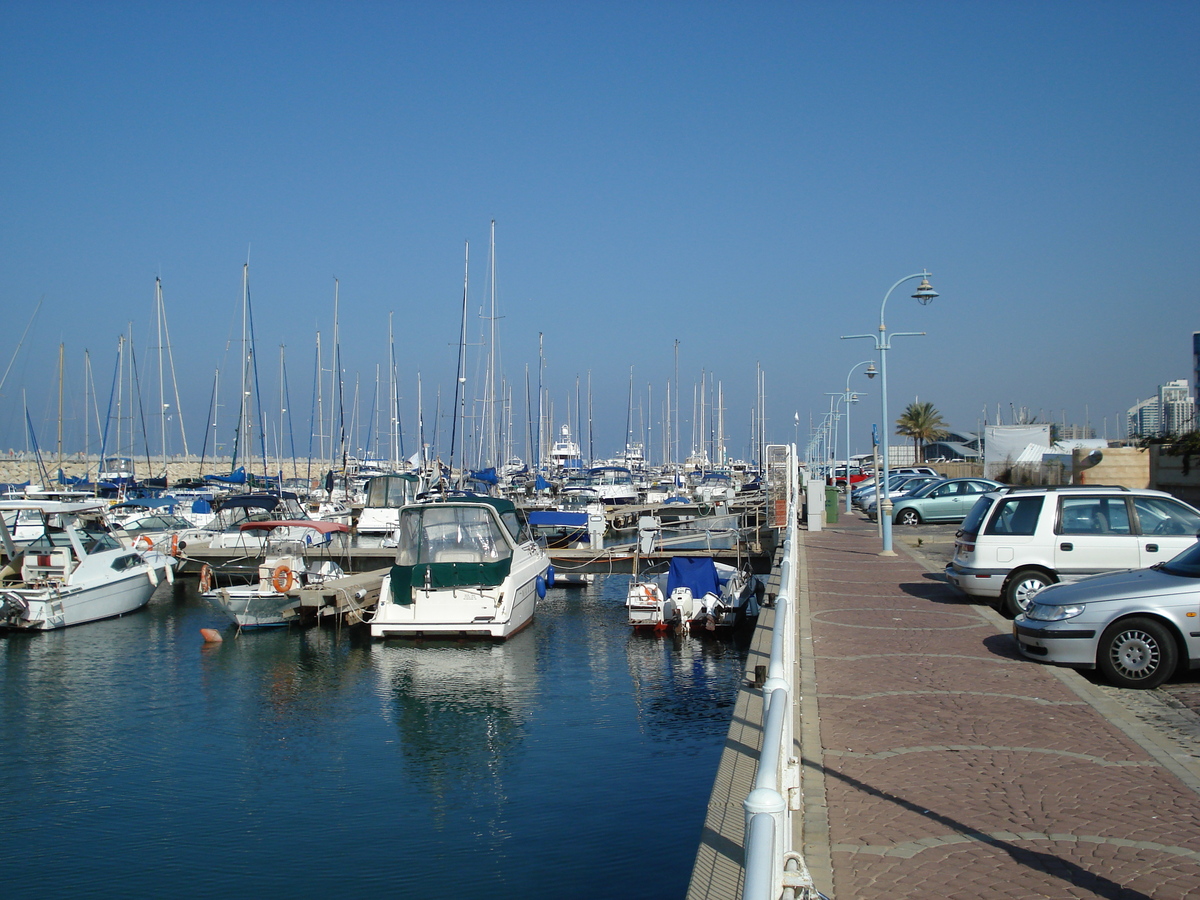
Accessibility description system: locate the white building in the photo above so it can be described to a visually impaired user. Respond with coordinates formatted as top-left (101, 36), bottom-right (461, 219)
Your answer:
top-left (1127, 379), bottom-right (1195, 438)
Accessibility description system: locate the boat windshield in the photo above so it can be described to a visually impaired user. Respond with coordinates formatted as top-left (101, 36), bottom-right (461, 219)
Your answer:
top-left (395, 505), bottom-right (512, 567)
top-left (1160, 539), bottom-right (1200, 578)
top-left (365, 476), bottom-right (418, 509)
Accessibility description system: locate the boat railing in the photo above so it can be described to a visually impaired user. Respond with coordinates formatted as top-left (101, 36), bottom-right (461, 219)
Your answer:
top-left (741, 445), bottom-right (822, 900)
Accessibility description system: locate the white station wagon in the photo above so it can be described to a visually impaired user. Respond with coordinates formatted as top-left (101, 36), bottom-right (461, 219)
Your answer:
top-left (945, 485), bottom-right (1200, 617)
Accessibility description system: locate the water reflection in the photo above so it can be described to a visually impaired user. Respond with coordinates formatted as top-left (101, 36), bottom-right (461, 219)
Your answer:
top-left (0, 571), bottom-right (749, 900)
top-left (370, 636), bottom-right (539, 807)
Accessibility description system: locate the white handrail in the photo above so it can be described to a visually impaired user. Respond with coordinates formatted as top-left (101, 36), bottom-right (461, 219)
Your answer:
top-left (742, 444), bottom-right (819, 900)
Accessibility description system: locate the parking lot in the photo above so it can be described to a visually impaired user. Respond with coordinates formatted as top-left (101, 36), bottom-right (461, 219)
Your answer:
top-left (867, 512), bottom-right (1200, 755)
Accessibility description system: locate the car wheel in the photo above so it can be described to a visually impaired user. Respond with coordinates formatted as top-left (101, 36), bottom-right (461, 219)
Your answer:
top-left (1002, 569), bottom-right (1053, 618)
top-left (1097, 617), bottom-right (1178, 689)
top-left (896, 508), bottom-right (921, 526)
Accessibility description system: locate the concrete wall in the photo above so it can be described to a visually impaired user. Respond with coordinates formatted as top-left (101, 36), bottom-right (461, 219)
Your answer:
top-left (1149, 445), bottom-right (1200, 507)
top-left (1073, 446), bottom-right (1149, 489)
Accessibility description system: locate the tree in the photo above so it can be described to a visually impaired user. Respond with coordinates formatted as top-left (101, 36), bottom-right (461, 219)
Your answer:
top-left (896, 401), bottom-right (949, 463)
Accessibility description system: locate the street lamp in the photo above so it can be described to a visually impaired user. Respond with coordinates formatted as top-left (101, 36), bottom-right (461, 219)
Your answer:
top-left (842, 272), bottom-right (939, 555)
top-left (841, 360), bottom-right (876, 513)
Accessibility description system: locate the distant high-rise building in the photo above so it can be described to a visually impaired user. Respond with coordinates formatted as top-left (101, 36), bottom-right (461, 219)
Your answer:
top-left (1193, 331), bottom-right (1199, 423)
top-left (1056, 424), bottom-right (1095, 441)
top-left (1128, 378), bottom-right (1195, 437)
top-left (1161, 379), bottom-right (1195, 436)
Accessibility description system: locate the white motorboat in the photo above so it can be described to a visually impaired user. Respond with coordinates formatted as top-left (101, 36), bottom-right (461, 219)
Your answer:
top-left (584, 466), bottom-right (638, 506)
top-left (371, 496), bottom-right (551, 640)
top-left (180, 492), bottom-right (307, 555)
top-left (199, 518), bottom-right (350, 627)
top-left (200, 520), bottom-right (351, 629)
top-left (0, 500), bottom-right (175, 631)
top-left (625, 556), bottom-right (761, 633)
top-left (357, 473), bottom-right (421, 534)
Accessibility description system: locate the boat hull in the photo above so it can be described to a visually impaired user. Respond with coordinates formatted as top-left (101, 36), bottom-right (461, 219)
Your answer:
top-left (371, 556), bottom-right (547, 641)
top-left (0, 567), bottom-right (165, 631)
top-left (204, 589), bottom-right (295, 628)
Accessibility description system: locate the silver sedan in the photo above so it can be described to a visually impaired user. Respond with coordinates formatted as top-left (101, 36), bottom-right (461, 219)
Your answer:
top-left (1013, 539), bottom-right (1200, 689)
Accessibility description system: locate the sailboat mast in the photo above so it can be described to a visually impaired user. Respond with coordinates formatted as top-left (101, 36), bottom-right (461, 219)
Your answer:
top-left (449, 243), bottom-right (469, 484)
top-left (156, 277), bottom-right (167, 471)
top-left (57, 342), bottom-right (64, 473)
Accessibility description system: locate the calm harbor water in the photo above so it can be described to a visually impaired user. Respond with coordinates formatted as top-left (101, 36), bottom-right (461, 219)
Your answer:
top-left (0, 574), bottom-right (750, 899)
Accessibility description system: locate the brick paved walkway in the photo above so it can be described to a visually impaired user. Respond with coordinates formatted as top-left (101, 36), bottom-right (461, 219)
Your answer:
top-left (798, 518), bottom-right (1200, 900)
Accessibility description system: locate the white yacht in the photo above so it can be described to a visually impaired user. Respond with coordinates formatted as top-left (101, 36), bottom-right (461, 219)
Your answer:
top-left (371, 496), bottom-right (550, 640)
top-left (200, 520), bottom-right (350, 629)
top-left (0, 500), bottom-right (175, 631)
top-left (357, 472), bottom-right (421, 534)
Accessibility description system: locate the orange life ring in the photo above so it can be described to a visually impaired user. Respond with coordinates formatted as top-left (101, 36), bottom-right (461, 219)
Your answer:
top-left (136, 534), bottom-right (154, 550)
top-left (199, 564), bottom-right (214, 593)
top-left (271, 565), bottom-right (295, 594)
top-left (170, 534), bottom-right (180, 557)
top-left (643, 585), bottom-right (657, 603)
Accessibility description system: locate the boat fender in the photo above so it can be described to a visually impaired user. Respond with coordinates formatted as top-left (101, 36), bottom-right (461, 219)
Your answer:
top-left (272, 565), bottom-right (295, 594)
top-left (200, 628), bottom-right (223, 643)
top-left (536, 575), bottom-right (547, 599)
top-left (136, 534), bottom-right (154, 550)
top-left (546, 565), bottom-right (555, 588)
top-left (199, 563), bottom-right (214, 593)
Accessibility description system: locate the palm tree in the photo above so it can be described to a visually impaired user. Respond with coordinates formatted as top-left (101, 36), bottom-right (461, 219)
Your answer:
top-left (896, 401), bottom-right (948, 464)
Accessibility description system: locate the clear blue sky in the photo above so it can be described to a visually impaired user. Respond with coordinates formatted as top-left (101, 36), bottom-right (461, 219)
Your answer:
top-left (2, 1), bottom-right (1196, 467)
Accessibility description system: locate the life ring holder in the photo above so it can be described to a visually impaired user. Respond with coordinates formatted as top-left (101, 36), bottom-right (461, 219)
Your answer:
top-left (271, 565), bottom-right (295, 594)
top-left (198, 564), bottom-right (214, 593)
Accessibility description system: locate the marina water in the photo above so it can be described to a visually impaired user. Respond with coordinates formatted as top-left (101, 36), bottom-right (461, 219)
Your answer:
top-left (1, 573), bottom-right (749, 898)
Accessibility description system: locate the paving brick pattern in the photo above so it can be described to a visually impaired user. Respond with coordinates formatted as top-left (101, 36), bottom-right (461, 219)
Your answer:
top-left (800, 519), bottom-right (1200, 900)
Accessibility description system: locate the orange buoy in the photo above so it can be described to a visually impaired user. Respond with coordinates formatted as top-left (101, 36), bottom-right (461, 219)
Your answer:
top-left (200, 628), bottom-right (223, 643)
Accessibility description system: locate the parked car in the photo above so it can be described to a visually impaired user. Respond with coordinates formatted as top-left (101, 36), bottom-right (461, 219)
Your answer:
top-left (862, 475), bottom-right (942, 518)
top-left (828, 465), bottom-right (872, 487)
top-left (886, 477), bottom-right (1005, 525)
top-left (891, 466), bottom-right (938, 477)
top-left (859, 472), bottom-right (931, 508)
top-left (945, 485), bottom-right (1200, 617)
top-left (1014, 538), bottom-right (1200, 688)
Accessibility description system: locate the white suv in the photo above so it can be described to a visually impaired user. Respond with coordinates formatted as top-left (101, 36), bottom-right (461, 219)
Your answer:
top-left (945, 485), bottom-right (1200, 617)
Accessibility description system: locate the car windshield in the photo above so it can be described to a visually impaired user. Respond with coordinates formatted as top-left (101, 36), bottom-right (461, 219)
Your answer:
top-left (1160, 539), bottom-right (1200, 577)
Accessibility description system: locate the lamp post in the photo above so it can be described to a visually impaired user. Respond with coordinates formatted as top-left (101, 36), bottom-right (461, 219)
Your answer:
top-left (842, 360), bottom-right (876, 513)
top-left (824, 393), bottom-right (843, 485)
top-left (843, 272), bottom-right (939, 555)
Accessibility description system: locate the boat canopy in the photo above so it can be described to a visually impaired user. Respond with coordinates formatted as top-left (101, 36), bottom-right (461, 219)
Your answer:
top-left (527, 510), bottom-right (589, 528)
top-left (111, 497), bottom-right (179, 511)
top-left (389, 501), bottom-right (516, 605)
top-left (220, 492), bottom-right (298, 511)
top-left (666, 556), bottom-right (721, 599)
top-left (238, 519), bottom-right (350, 534)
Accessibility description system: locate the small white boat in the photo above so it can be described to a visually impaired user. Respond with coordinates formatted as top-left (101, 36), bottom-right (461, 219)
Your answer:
top-left (371, 496), bottom-right (550, 640)
top-left (0, 500), bottom-right (175, 631)
top-left (625, 557), bottom-right (761, 633)
top-left (200, 520), bottom-right (351, 629)
top-left (356, 473), bottom-right (421, 534)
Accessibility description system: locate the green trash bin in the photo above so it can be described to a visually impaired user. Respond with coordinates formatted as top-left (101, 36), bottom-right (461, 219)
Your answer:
top-left (824, 485), bottom-right (839, 523)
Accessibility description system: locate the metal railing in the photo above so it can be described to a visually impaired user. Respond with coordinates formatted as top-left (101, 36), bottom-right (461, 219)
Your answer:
top-left (742, 445), bottom-right (822, 900)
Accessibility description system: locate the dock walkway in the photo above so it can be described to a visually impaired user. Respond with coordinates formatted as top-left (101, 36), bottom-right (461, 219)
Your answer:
top-left (692, 514), bottom-right (1200, 899)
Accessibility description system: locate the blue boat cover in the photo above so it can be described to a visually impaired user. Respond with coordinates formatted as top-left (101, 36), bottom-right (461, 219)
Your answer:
top-left (205, 466), bottom-right (247, 484)
top-left (665, 556), bottom-right (720, 599)
top-left (527, 510), bottom-right (589, 527)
